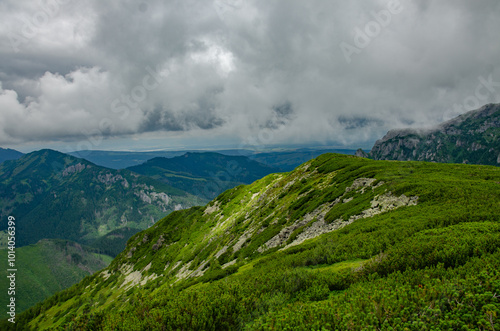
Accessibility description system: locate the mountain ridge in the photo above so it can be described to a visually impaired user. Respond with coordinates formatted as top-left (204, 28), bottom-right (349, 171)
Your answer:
top-left (127, 152), bottom-right (278, 199)
top-left (68, 148), bottom-right (357, 171)
top-left (365, 103), bottom-right (500, 165)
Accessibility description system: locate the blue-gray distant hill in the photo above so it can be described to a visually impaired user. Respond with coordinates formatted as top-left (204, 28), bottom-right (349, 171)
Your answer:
top-left (127, 152), bottom-right (279, 200)
top-left (69, 148), bottom-right (356, 171)
top-left (68, 150), bottom-right (191, 169)
top-left (0, 147), bottom-right (23, 164)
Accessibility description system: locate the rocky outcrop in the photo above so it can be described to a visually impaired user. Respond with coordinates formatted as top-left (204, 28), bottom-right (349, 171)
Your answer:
top-left (97, 172), bottom-right (131, 187)
top-left (118, 264), bottom-right (158, 291)
top-left (134, 189), bottom-right (171, 211)
top-left (257, 177), bottom-right (417, 253)
top-left (365, 104), bottom-right (500, 166)
top-left (62, 163), bottom-right (88, 177)
top-left (355, 148), bottom-right (369, 158)
top-left (278, 192), bottom-right (417, 251)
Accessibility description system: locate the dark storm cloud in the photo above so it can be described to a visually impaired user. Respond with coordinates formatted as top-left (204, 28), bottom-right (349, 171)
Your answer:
top-left (140, 106), bottom-right (225, 133)
top-left (273, 102), bottom-right (294, 119)
top-left (338, 116), bottom-right (384, 130)
top-left (262, 102), bottom-right (295, 130)
top-left (0, 0), bottom-right (500, 149)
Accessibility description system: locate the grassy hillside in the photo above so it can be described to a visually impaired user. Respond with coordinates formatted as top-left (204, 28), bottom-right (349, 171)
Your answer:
top-left (6, 154), bottom-right (500, 330)
top-left (128, 152), bottom-right (277, 199)
top-left (0, 239), bottom-right (111, 318)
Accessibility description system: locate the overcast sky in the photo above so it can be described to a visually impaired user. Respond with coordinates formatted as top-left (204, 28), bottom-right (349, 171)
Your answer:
top-left (0, 0), bottom-right (499, 153)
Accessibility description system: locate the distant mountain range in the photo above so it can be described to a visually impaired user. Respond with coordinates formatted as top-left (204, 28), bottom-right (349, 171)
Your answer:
top-left (0, 147), bottom-right (23, 164)
top-left (68, 150), bottom-right (195, 169)
top-left (68, 148), bottom-right (357, 170)
top-left (127, 152), bottom-right (279, 200)
top-left (358, 103), bottom-right (500, 165)
top-left (0, 149), bottom-right (205, 255)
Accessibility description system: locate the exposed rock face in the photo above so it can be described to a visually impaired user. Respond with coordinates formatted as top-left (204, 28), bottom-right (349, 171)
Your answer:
top-left (257, 178), bottom-right (418, 253)
top-left (118, 264), bottom-right (158, 291)
top-left (134, 188), bottom-right (171, 211)
top-left (355, 148), bottom-right (369, 158)
top-left (97, 173), bottom-right (124, 185)
top-left (367, 104), bottom-right (500, 166)
top-left (62, 163), bottom-right (87, 177)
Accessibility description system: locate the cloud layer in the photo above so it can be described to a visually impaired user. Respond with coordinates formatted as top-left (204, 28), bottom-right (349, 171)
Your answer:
top-left (1, 0), bottom-right (500, 151)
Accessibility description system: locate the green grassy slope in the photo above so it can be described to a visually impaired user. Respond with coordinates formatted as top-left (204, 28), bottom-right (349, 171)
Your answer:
top-left (0, 239), bottom-right (111, 318)
top-left (6, 154), bottom-right (500, 330)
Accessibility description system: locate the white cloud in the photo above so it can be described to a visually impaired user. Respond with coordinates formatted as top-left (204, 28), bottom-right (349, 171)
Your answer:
top-left (0, 0), bottom-right (499, 151)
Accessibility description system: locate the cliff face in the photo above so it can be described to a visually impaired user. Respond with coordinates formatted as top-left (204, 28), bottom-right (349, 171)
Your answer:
top-left (369, 104), bottom-right (500, 165)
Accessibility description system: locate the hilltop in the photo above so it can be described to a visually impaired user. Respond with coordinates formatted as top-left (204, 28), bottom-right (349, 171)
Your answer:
top-left (9, 153), bottom-right (500, 330)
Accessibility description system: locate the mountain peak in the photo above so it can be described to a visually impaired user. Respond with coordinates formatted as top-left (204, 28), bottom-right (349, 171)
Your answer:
top-left (369, 103), bottom-right (500, 165)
